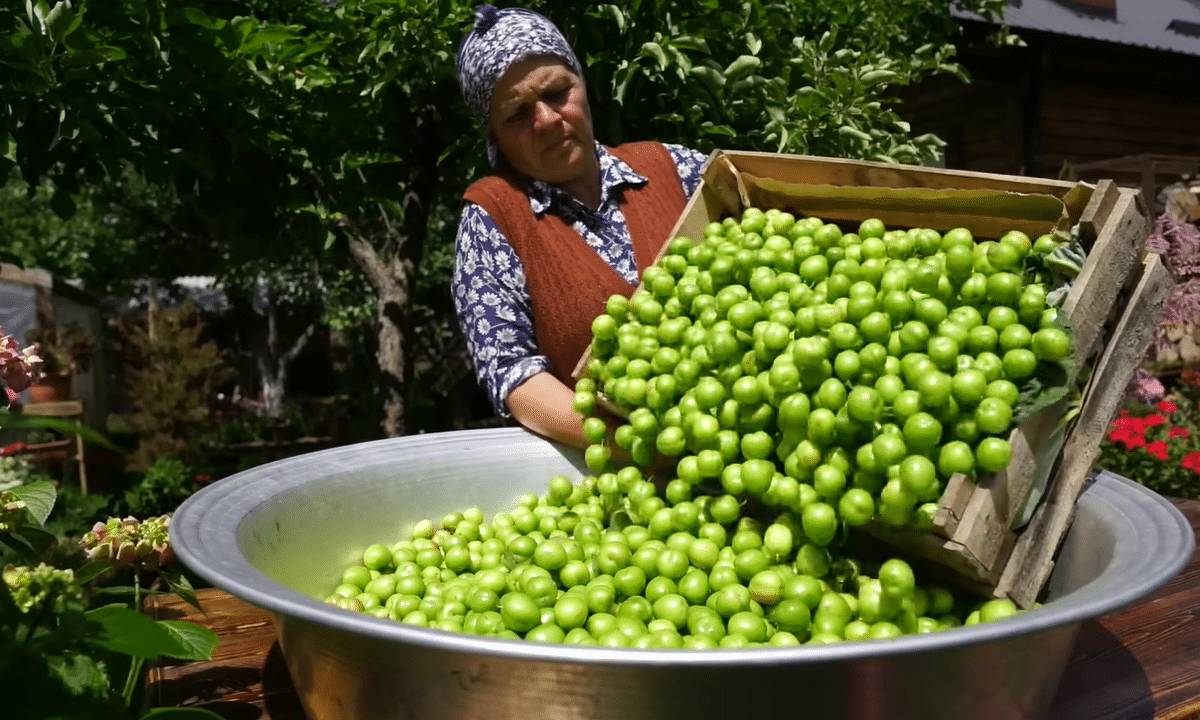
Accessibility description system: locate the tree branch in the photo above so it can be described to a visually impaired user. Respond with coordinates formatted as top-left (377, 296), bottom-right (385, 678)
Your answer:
top-left (282, 320), bottom-right (318, 367)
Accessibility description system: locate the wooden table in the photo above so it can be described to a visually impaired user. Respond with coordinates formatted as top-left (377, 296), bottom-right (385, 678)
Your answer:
top-left (147, 499), bottom-right (1200, 719)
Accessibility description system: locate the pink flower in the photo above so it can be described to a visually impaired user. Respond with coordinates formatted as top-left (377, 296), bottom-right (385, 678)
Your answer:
top-left (0, 330), bottom-right (43, 399)
top-left (1127, 368), bottom-right (1165, 405)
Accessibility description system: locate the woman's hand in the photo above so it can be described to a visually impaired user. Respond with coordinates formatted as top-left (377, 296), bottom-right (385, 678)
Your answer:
top-left (506, 371), bottom-right (634, 460)
top-left (505, 371), bottom-right (595, 449)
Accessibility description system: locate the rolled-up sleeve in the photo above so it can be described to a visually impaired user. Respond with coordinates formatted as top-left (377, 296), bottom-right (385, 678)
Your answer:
top-left (452, 202), bottom-right (551, 417)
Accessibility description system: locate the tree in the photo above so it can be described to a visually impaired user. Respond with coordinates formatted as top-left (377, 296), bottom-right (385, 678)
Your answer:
top-left (2, 0), bottom-right (1013, 436)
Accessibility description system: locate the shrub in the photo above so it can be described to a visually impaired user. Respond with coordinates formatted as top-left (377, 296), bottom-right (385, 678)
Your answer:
top-left (123, 457), bottom-right (193, 518)
top-left (123, 303), bottom-right (233, 471)
top-left (1098, 372), bottom-right (1200, 499)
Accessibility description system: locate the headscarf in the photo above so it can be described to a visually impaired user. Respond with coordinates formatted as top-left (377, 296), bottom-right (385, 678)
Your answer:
top-left (456, 4), bottom-right (584, 166)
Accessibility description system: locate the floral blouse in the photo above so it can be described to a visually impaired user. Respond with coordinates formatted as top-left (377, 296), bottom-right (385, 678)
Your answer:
top-left (452, 142), bottom-right (707, 417)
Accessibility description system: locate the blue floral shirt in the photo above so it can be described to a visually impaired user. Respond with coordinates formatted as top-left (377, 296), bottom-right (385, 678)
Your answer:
top-left (453, 142), bottom-right (708, 417)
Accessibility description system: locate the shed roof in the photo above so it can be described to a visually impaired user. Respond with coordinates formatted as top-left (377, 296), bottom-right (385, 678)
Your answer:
top-left (955, 0), bottom-right (1200, 57)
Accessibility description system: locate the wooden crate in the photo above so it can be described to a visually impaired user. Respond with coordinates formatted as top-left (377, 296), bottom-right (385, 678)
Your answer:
top-left (575, 150), bottom-right (1173, 607)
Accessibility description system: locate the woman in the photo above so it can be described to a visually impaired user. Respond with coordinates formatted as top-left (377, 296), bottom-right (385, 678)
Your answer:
top-left (453, 5), bottom-right (707, 448)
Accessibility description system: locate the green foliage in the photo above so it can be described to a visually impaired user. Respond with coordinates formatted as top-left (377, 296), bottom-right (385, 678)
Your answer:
top-left (1, 0), bottom-right (1015, 432)
top-left (123, 458), bottom-right (192, 518)
top-left (540, 0), bottom-right (1011, 162)
top-left (123, 304), bottom-right (233, 470)
top-left (0, 479), bottom-right (219, 719)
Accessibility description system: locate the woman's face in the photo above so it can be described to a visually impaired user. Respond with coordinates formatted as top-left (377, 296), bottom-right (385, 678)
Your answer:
top-left (489, 57), bottom-right (595, 185)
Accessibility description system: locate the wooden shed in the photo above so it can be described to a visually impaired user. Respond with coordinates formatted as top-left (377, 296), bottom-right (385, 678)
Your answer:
top-left (905, 0), bottom-right (1200, 198)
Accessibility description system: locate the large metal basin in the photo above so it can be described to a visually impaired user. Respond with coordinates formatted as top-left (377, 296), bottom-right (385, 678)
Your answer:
top-left (171, 427), bottom-right (1193, 720)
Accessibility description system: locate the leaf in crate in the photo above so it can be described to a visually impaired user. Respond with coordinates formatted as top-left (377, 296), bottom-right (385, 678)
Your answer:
top-left (158, 620), bottom-right (218, 661)
top-left (85, 604), bottom-right (199, 659)
top-left (1010, 413), bottom-right (1069, 530)
top-left (1014, 313), bottom-right (1079, 424)
top-left (10, 480), bottom-right (56, 525)
top-left (161, 568), bottom-right (203, 612)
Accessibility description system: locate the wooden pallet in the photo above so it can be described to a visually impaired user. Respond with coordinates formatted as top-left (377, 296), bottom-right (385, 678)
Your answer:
top-left (574, 151), bottom-right (1173, 606)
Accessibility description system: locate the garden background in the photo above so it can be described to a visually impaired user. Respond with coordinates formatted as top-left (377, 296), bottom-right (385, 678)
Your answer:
top-left (0, 1), bottom-right (1198, 716)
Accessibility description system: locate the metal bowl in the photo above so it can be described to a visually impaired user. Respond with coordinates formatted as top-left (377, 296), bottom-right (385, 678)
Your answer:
top-left (171, 427), bottom-right (1193, 720)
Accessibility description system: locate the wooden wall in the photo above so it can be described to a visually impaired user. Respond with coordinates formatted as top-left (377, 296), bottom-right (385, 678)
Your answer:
top-left (903, 29), bottom-right (1200, 181)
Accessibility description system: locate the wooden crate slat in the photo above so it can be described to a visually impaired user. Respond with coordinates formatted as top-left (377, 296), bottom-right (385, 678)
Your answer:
top-left (1077, 179), bottom-right (1121, 243)
top-left (997, 252), bottom-right (1176, 606)
top-left (998, 400), bottom-right (1069, 530)
top-left (945, 190), bottom-right (1147, 581)
top-left (1061, 192), bottom-right (1148, 360)
top-left (948, 470), bottom-right (1016, 581)
top-left (932, 473), bottom-right (974, 537)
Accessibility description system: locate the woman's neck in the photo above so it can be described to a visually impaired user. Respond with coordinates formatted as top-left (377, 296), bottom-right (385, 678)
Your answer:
top-left (559, 152), bottom-right (602, 210)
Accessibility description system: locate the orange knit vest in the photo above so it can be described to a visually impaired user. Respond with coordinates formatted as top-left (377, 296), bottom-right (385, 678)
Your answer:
top-left (463, 142), bottom-right (688, 385)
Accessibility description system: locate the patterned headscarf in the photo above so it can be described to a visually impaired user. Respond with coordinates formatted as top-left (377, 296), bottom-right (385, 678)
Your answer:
top-left (456, 4), bottom-right (584, 166)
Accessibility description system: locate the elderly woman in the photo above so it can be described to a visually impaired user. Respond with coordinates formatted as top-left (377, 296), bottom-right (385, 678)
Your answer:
top-left (453, 5), bottom-right (707, 448)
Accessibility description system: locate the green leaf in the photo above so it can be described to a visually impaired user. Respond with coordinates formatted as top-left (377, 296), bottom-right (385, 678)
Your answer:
top-left (671, 35), bottom-right (709, 54)
top-left (723, 55), bottom-right (761, 82)
top-left (837, 125), bottom-right (873, 143)
top-left (180, 7), bottom-right (218, 29)
top-left (860, 69), bottom-right (900, 85)
top-left (688, 65), bottom-right (726, 94)
top-left (43, 1), bottom-right (74, 43)
top-left (74, 559), bottom-right (113, 585)
top-left (11, 480), bottom-right (56, 525)
top-left (141, 708), bottom-right (227, 719)
top-left (594, 4), bottom-right (625, 33)
top-left (161, 568), bottom-right (202, 612)
top-left (85, 604), bottom-right (199, 659)
top-left (1014, 314), bottom-right (1078, 423)
top-left (1011, 402), bottom-right (1069, 530)
top-left (47, 653), bottom-right (109, 698)
top-left (159, 620), bottom-right (218, 661)
top-left (639, 41), bottom-right (668, 71)
top-left (240, 26), bottom-right (297, 54)
top-left (745, 32), bottom-right (762, 56)
top-left (11, 525), bottom-right (57, 555)
top-left (3, 414), bottom-right (126, 455)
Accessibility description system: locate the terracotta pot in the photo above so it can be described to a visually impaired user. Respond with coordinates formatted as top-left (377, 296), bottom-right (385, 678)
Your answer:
top-left (28, 372), bottom-right (72, 403)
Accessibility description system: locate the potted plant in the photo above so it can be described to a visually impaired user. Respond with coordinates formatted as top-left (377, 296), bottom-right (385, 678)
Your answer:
top-left (25, 321), bottom-right (95, 403)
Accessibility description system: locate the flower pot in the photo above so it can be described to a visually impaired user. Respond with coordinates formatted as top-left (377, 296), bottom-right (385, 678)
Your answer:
top-left (28, 372), bottom-right (72, 403)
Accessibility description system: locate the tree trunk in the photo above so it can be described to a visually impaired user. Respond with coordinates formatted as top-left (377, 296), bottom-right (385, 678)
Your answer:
top-left (248, 282), bottom-right (318, 420)
top-left (347, 234), bottom-right (416, 437)
top-left (343, 124), bottom-right (436, 437)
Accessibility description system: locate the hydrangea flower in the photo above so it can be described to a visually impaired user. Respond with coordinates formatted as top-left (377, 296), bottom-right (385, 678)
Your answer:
top-left (80, 515), bottom-right (174, 570)
top-left (0, 328), bottom-right (44, 405)
top-left (2, 563), bottom-right (82, 614)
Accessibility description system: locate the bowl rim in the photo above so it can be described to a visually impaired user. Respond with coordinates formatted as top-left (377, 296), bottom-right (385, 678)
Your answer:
top-left (171, 427), bottom-right (1195, 667)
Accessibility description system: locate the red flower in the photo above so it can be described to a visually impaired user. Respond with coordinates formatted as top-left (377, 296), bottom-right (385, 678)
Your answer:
top-left (1183, 451), bottom-right (1200, 474)
top-left (0, 441), bottom-right (27, 456)
top-left (1169, 426), bottom-right (1190, 440)
top-left (1182, 369), bottom-right (1200, 387)
top-left (1144, 414), bottom-right (1167, 428)
top-left (1156, 400), bottom-right (1178, 414)
top-left (1146, 440), bottom-right (1169, 461)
